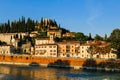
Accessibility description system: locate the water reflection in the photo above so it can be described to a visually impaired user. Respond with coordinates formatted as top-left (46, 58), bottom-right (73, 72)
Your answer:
top-left (0, 65), bottom-right (120, 80)
top-left (0, 65), bottom-right (69, 80)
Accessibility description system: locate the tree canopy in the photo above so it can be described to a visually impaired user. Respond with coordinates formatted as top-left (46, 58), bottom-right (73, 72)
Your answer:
top-left (0, 16), bottom-right (69, 34)
top-left (94, 34), bottom-right (103, 40)
top-left (109, 28), bottom-right (120, 58)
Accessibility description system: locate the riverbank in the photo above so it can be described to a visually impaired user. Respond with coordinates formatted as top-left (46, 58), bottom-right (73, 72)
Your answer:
top-left (0, 55), bottom-right (120, 72)
top-left (0, 64), bottom-right (119, 80)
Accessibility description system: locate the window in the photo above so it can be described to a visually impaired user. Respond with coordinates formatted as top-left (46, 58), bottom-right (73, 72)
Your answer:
top-left (82, 51), bottom-right (84, 53)
top-left (50, 53), bottom-right (52, 55)
top-left (50, 50), bottom-right (52, 52)
top-left (26, 57), bottom-right (28, 60)
top-left (87, 55), bottom-right (88, 57)
top-left (19, 56), bottom-right (22, 59)
top-left (53, 53), bottom-right (56, 55)
top-left (72, 49), bottom-right (74, 52)
top-left (53, 46), bottom-right (56, 48)
top-left (58, 50), bottom-right (60, 52)
top-left (11, 56), bottom-right (13, 60)
top-left (82, 55), bottom-right (84, 57)
top-left (49, 46), bottom-right (52, 48)
top-left (54, 50), bottom-right (56, 52)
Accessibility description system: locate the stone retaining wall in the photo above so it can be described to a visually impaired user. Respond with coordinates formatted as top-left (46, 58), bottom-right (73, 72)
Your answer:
top-left (0, 55), bottom-right (120, 71)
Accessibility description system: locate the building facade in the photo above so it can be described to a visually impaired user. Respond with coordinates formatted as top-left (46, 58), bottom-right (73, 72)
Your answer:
top-left (47, 29), bottom-right (62, 38)
top-left (80, 44), bottom-right (117, 59)
top-left (35, 35), bottom-right (55, 45)
top-left (34, 34), bottom-right (57, 57)
top-left (35, 44), bottom-right (57, 57)
top-left (34, 32), bottom-right (117, 59)
top-left (66, 41), bottom-right (80, 57)
top-left (57, 41), bottom-right (80, 57)
top-left (0, 33), bottom-right (26, 44)
top-left (21, 42), bottom-right (31, 54)
top-left (80, 45), bottom-right (91, 58)
top-left (0, 45), bottom-right (14, 55)
top-left (63, 32), bottom-right (75, 38)
top-left (57, 42), bottom-right (67, 57)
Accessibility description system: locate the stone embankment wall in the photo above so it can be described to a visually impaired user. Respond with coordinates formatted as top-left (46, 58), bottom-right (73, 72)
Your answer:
top-left (0, 55), bottom-right (120, 71)
top-left (0, 55), bottom-right (105, 68)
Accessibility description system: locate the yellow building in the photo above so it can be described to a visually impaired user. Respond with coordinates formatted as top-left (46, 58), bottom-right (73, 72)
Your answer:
top-left (67, 41), bottom-right (80, 57)
top-left (63, 32), bottom-right (75, 38)
top-left (30, 31), bottom-right (38, 37)
top-left (57, 42), bottom-right (67, 57)
top-left (57, 41), bottom-right (80, 57)
top-left (47, 29), bottom-right (62, 38)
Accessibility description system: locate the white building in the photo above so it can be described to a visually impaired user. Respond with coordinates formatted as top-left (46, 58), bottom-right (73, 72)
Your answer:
top-left (35, 44), bottom-right (57, 57)
top-left (0, 45), bottom-right (14, 55)
top-left (34, 34), bottom-right (57, 57)
top-left (80, 44), bottom-right (117, 59)
top-left (80, 45), bottom-right (91, 59)
top-left (35, 34), bottom-right (55, 45)
top-left (93, 52), bottom-right (117, 59)
top-left (0, 33), bottom-right (26, 44)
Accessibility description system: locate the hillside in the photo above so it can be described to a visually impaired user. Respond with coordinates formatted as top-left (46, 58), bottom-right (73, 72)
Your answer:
top-left (0, 17), bottom-right (69, 34)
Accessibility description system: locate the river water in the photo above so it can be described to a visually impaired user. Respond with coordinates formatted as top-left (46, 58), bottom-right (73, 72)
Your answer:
top-left (0, 64), bottom-right (119, 80)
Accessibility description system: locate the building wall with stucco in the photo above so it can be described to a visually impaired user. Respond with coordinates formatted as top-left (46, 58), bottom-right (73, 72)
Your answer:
top-left (35, 44), bottom-right (57, 57)
top-left (0, 33), bottom-right (26, 44)
top-left (80, 45), bottom-right (91, 58)
top-left (0, 45), bottom-right (14, 55)
top-left (57, 42), bottom-right (67, 57)
top-left (47, 29), bottom-right (62, 38)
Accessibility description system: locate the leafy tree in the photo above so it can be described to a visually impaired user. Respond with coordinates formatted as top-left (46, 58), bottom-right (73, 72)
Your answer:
top-left (36, 32), bottom-right (47, 38)
top-left (88, 33), bottom-right (93, 40)
top-left (94, 34), bottom-right (103, 40)
top-left (87, 45), bottom-right (96, 58)
top-left (6, 20), bottom-right (10, 33)
top-left (75, 32), bottom-right (88, 43)
top-left (95, 45), bottom-right (111, 58)
top-left (62, 36), bottom-right (75, 41)
top-left (54, 37), bottom-right (62, 42)
top-left (0, 16), bottom-right (36, 33)
top-left (103, 45), bottom-right (111, 55)
top-left (26, 18), bottom-right (35, 33)
top-left (109, 28), bottom-right (120, 58)
top-left (104, 34), bottom-right (108, 41)
top-left (87, 41), bottom-right (111, 58)
top-left (60, 27), bottom-right (69, 34)
top-left (0, 41), bottom-right (7, 45)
